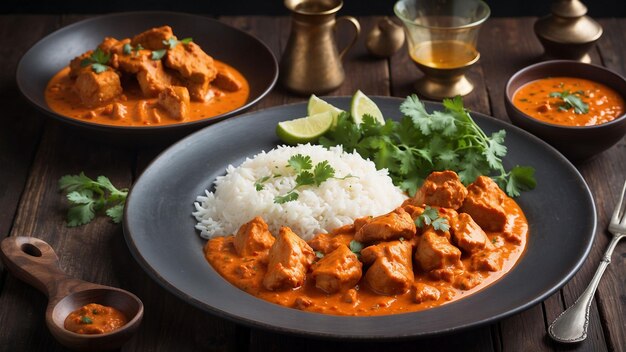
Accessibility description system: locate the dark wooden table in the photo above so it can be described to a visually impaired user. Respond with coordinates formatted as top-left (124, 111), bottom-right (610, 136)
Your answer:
top-left (0, 14), bottom-right (624, 352)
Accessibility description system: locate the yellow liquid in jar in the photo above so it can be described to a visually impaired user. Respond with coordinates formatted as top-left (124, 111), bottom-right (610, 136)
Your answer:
top-left (410, 41), bottom-right (478, 69)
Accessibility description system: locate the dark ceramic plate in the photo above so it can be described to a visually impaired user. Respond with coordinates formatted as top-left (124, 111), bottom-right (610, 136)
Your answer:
top-left (16, 12), bottom-right (278, 142)
top-left (124, 97), bottom-right (596, 339)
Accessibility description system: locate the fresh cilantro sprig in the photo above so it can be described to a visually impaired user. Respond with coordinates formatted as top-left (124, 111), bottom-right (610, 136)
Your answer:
top-left (415, 206), bottom-right (450, 232)
top-left (80, 48), bottom-right (110, 74)
top-left (549, 90), bottom-right (589, 114)
top-left (123, 43), bottom-right (144, 57)
top-left (349, 240), bottom-right (364, 259)
top-left (254, 154), bottom-right (352, 204)
top-left (273, 154), bottom-right (337, 204)
top-left (58, 172), bottom-right (128, 227)
top-left (319, 94), bottom-right (536, 197)
top-left (151, 37), bottom-right (193, 61)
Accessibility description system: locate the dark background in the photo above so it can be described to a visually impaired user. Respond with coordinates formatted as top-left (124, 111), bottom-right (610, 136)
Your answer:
top-left (2, 0), bottom-right (625, 17)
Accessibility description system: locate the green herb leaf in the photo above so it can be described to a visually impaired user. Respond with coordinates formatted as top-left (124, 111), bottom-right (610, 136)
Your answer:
top-left (59, 173), bottom-right (128, 226)
top-left (180, 37), bottom-right (193, 44)
top-left (287, 154), bottom-right (312, 173)
top-left (254, 176), bottom-right (271, 191)
top-left (274, 191), bottom-right (299, 204)
top-left (319, 94), bottom-right (536, 197)
top-left (79, 48), bottom-right (111, 74)
top-left (105, 204), bottom-right (125, 224)
top-left (90, 63), bottom-right (108, 73)
top-left (163, 37), bottom-right (179, 49)
top-left (151, 49), bottom-right (167, 60)
top-left (550, 90), bottom-right (589, 114)
top-left (349, 240), bottom-right (364, 257)
top-left (312, 160), bottom-right (335, 186)
top-left (122, 43), bottom-right (132, 55)
top-left (80, 316), bottom-right (93, 324)
top-left (415, 206), bottom-right (449, 232)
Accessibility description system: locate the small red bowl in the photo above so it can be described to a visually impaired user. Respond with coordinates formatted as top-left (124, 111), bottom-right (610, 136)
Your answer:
top-left (504, 60), bottom-right (626, 162)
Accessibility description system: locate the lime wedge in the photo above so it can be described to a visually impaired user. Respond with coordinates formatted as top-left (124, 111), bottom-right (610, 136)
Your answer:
top-left (276, 111), bottom-right (334, 145)
top-left (350, 90), bottom-right (384, 125)
top-left (307, 94), bottom-right (344, 128)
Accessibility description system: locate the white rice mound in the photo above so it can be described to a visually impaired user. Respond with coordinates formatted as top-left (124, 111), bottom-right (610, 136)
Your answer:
top-left (193, 144), bottom-right (407, 241)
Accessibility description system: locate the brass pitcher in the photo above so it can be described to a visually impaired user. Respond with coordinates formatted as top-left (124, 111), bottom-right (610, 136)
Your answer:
top-left (280, 0), bottom-right (360, 95)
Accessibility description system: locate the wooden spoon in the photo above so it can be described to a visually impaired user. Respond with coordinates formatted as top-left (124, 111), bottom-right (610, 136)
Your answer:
top-left (0, 236), bottom-right (143, 351)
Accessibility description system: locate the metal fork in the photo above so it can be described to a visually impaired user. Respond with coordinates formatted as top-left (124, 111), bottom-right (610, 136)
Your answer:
top-left (548, 180), bottom-right (626, 343)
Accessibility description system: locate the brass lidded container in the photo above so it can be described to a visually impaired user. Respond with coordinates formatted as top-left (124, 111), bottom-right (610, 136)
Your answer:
top-left (534, 0), bottom-right (603, 63)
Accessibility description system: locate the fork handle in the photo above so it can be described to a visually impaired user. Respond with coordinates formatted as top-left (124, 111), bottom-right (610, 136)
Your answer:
top-left (548, 234), bottom-right (622, 343)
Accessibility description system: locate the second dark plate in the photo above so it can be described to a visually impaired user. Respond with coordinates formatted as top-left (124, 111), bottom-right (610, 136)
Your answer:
top-left (16, 12), bottom-right (278, 143)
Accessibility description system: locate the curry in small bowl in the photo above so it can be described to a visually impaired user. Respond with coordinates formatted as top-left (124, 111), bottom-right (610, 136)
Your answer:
top-left (505, 60), bottom-right (626, 162)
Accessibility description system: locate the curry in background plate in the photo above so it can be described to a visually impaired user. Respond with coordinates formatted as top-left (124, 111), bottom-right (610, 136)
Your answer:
top-left (513, 77), bottom-right (624, 126)
top-left (45, 26), bottom-right (249, 127)
top-left (205, 171), bottom-right (529, 316)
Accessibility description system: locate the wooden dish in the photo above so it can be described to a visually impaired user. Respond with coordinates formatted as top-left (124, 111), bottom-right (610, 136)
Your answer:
top-left (0, 236), bottom-right (143, 351)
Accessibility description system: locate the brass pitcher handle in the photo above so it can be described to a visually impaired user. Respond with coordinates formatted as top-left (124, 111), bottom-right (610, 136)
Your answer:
top-left (335, 16), bottom-right (361, 60)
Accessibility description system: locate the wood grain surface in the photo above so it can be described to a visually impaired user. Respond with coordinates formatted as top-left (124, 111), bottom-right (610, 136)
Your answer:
top-left (0, 15), bottom-right (624, 352)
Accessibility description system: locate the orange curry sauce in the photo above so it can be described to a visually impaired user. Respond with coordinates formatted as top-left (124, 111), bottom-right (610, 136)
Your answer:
top-left (513, 77), bottom-right (624, 126)
top-left (64, 303), bottom-right (127, 334)
top-left (45, 60), bottom-right (249, 127)
top-left (204, 199), bottom-right (528, 316)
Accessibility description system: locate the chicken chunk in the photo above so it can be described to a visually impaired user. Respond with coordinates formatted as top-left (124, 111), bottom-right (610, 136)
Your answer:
top-left (263, 227), bottom-right (315, 291)
top-left (415, 228), bottom-right (462, 272)
top-left (460, 176), bottom-right (508, 232)
top-left (213, 70), bottom-right (242, 92)
top-left (98, 37), bottom-right (129, 55)
top-left (354, 208), bottom-right (416, 243)
top-left (69, 51), bottom-right (94, 78)
top-left (452, 213), bottom-right (493, 254)
top-left (401, 204), bottom-right (424, 220)
top-left (411, 282), bottom-right (441, 304)
top-left (470, 249), bottom-right (502, 272)
top-left (361, 240), bottom-right (413, 295)
top-left (137, 60), bottom-right (176, 97)
top-left (233, 216), bottom-right (275, 258)
top-left (73, 69), bottom-right (122, 107)
top-left (131, 26), bottom-right (174, 50)
top-left (311, 244), bottom-right (362, 294)
top-left (157, 86), bottom-right (190, 121)
top-left (114, 50), bottom-right (154, 74)
top-left (408, 171), bottom-right (468, 210)
top-left (453, 272), bottom-right (483, 290)
top-left (165, 42), bottom-right (217, 101)
top-left (308, 232), bottom-right (353, 255)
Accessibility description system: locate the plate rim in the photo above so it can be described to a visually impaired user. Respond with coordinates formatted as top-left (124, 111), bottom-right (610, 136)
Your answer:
top-left (15, 11), bottom-right (279, 132)
top-left (123, 96), bottom-right (597, 339)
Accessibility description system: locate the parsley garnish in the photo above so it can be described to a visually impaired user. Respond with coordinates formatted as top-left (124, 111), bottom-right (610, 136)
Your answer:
top-left (123, 43), bottom-right (144, 57)
top-left (80, 48), bottom-right (110, 74)
top-left (58, 172), bottom-right (128, 227)
top-left (415, 206), bottom-right (450, 232)
top-left (268, 154), bottom-right (346, 204)
top-left (151, 49), bottom-right (167, 60)
top-left (549, 90), bottom-right (589, 114)
top-left (349, 240), bottom-right (364, 258)
top-left (80, 316), bottom-right (93, 324)
top-left (319, 95), bottom-right (536, 197)
top-left (152, 37), bottom-right (193, 60)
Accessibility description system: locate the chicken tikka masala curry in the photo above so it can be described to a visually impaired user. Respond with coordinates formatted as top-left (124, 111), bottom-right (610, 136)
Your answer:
top-left (45, 26), bottom-right (249, 126)
top-left (205, 171), bottom-right (528, 316)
